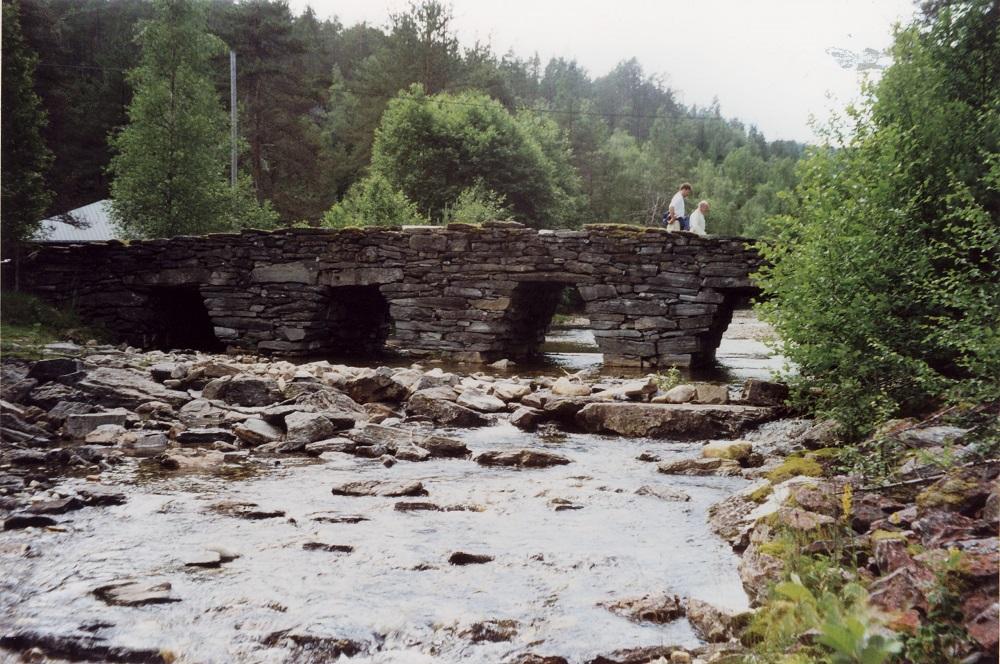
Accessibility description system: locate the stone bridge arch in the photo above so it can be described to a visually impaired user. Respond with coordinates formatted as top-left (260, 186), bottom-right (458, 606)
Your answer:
top-left (21, 223), bottom-right (763, 367)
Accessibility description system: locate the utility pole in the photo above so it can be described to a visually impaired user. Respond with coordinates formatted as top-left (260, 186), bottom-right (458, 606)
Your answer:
top-left (230, 50), bottom-right (237, 188)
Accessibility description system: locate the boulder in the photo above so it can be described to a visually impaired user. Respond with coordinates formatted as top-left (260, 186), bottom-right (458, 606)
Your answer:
top-left (285, 411), bottom-right (337, 444)
top-left (73, 367), bottom-right (189, 409)
top-left (493, 381), bottom-right (531, 402)
top-left (27, 358), bottom-right (83, 383)
top-left (304, 437), bottom-right (356, 455)
top-left (552, 377), bottom-right (592, 397)
top-left (702, 440), bottom-right (752, 462)
top-left (685, 598), bottom-right (744, 643)
top-left (93, 580), bottom-right (180, 606)
top-left (457, 388), bottom-right (506, 413)
top-left (175, 427), bottom-right (235, 446)
top-left (149, 362), bottom-right (188, 382)
top-left (654, 384), bottom-right (697, 404)
top-left (84, 424), bottom-right (128, 445)
top-left (45, 400), bottom-right (95, 425)
top-left (577, 403), bottom-right (774, 440)
top-left (331, 480), bottom-right (428, 497)
top-left (448, 551), bottom-right (493, 565)
top-left (157, 449), bottom-right (226, 471)
top-left (739, 540), bottom-right (786, 606)
top-left (510, 406), bottom-right (546, 431)
top-left (635, 485), bottom-right (691, 502)
top-left (601, 593), bottom-right (685, 624)
top-left (233, 418), bottom-right (283, 446)
top-left (740, 379), bottom-right (789, 407)
top-left (694, 384), bottom-right (729, 405)
top-left (475, 449), bottom-right (571, 468)
top-left (592, 377), bottom-right (658, 401)
top-left (202, 374), bottom-right (283, 406)
top-left (898, 426), bottom-right (970, 448)
top-left (65, 409), bottom-right (130, 439)
top-left (657, 457), bottom-right (742, 477)
top-left (342, 367), bottom-right (409, 404)
top-left (407, 390), bottom-right (488, 426)
top-left (792, 419), bottom-right (842, 450)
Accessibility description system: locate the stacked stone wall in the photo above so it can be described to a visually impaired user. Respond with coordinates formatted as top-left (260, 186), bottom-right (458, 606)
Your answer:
top-left (21, 222), bottom-right (762, 368)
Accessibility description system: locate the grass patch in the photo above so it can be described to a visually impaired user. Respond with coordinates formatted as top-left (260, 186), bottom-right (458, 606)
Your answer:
top-left (0, 291), bottom-right (106, 359)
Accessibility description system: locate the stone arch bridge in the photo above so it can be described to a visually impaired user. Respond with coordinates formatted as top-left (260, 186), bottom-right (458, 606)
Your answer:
top-left (20, 222), bottom-right (763, 368)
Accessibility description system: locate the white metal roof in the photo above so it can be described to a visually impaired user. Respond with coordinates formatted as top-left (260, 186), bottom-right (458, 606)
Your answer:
top-left (33, 199), bottom-right (120, 242)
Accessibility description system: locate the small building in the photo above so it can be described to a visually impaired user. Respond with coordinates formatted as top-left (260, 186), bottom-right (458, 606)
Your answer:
top-left (32, 200), bottom-right (120, 243)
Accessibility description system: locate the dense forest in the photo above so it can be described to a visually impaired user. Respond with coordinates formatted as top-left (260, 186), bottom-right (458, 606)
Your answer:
top-left (4, 0), bottom-right (802, 237)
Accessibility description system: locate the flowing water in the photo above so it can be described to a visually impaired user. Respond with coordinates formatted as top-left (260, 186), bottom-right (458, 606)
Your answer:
top-left (1, 312), bottom-right (785, 663)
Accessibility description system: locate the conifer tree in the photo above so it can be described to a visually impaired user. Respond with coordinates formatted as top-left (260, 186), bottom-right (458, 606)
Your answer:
top-left (109, 0), bottom-right (275, 238)
top-left (1, 0), bottom-right (53, 257)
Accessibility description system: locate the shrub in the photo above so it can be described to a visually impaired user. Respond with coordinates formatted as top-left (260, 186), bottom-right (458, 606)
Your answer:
top-left (322, 174), bottom-right (426, 228)
top-left (755, 0), bottom-right (1000, 439)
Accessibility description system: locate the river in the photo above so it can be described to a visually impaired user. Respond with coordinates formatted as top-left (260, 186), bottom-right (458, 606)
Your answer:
top-left (0, 311), bottom-right (786, 663)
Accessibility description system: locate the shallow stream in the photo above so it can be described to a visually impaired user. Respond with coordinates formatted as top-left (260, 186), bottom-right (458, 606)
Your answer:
top-left (1, 311), bottom-right (786, 663)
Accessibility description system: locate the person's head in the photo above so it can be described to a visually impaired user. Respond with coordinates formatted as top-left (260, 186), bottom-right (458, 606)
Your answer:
top-left (698, 200), bottom-right (709, 213)
top-left (679, 183), bottom-right (692, 197)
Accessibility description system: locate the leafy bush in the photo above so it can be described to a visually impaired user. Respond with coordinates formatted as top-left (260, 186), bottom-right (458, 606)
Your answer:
top-left (370, 85), bottom-right (584, 227)
top-left (441, 182), bottom-right (511, 225)
top-left (756, 1), bottom-right (1000, 439)
top-left (322, 174), bottom-right (426, 228)
top-left (1, 291), bottom-right (107, 357)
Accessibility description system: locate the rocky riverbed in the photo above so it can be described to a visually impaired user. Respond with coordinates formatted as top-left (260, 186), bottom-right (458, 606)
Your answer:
top-left (0, 334), bottom-right (801, 664)
top-left (2, 334), bottom-right (993, 662)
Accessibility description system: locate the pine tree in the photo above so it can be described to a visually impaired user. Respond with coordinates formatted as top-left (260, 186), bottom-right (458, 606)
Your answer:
top-left (108, 0), bottom-right (275, 238)
top-left (1, 0), bottom-right (53, 258)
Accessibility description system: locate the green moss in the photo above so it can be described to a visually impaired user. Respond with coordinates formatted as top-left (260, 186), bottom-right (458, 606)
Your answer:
top-left (870, 529), bottom-right (908, 542)
top-left (759, 538), bottom-right (795, 558)
top-left (749, 483), bottom-right (774, 503)
top-left (916, 477), bottom-right (980, 509)
top-left (767, 456), bottom-right (824, 484)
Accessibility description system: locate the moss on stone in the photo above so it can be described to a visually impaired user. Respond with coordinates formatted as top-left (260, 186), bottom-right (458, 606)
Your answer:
top-left (767, 456), bottom-right (824, 484)
top-left (915, 477), bottom-right (980, 509)
top-left (749, 483), bottom-right (774, 503)
top-left (870, 529), bottom-right (909, 542)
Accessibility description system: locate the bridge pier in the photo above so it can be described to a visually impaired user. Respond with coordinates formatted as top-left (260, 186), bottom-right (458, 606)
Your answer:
top-left (21, 224), bottom-right (762, 368)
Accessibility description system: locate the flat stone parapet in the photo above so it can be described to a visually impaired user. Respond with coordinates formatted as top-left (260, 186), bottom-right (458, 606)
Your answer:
top-left (20, 222), bottom-right (762, 368)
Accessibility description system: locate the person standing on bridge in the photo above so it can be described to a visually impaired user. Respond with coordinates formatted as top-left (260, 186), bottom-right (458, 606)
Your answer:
top-left (667, 183), bottom-right (692, 231)
top-left (689, 200), bottom-right (709, 235)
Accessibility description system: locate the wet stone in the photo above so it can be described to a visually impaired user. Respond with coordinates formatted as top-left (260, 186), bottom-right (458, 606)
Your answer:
top-left (475, 449), bottom-right (571, 468)
top-left (302, 542), bottom-right (354, 553)
top-left (4, 514), bottom-right (57, 530)
top-left (460, 618), bottom-right (518, 643)
top-left (175, 427), bottom-right (235, 446)
top-left (0, 630), bottom-right (170, 664)
top-left (93, 580), bottom-right (180, 606)
top-left (448, 551), bottom-right (494, 565)
top-left (601, 593), bottom-right (685, 624)
top-left (211, 501), bottom-right (285, 520)
top-left (635, 485), bottom-right (691, 502)
top-left (331, 480), bottom-right (428, 498)
top-left (27, 497), bottom-right (84, 515)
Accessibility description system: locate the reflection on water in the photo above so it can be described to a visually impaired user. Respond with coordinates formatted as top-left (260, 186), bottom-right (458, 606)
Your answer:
top-left (2, 425), bottom-right (748, 663)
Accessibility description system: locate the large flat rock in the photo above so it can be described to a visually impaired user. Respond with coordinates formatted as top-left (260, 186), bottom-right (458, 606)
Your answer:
top-left (575, 402), bottom-right (775, 440)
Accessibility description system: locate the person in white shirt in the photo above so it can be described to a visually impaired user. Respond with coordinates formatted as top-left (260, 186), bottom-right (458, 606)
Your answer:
top-left (667, 183), bottom-right (692, 231)
top-left (689, 200), bottom-right (709, 235)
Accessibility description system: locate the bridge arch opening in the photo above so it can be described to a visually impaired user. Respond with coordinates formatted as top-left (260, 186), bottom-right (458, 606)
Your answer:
top-left (145, 285), bottom-right (223, 352)
top-left (321, 285), bottom-right (393, 357)
top-left (504, 282), bottom-right (603, 366)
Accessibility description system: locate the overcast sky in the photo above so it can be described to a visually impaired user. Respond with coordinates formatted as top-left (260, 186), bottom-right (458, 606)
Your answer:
top-left (287, 0), bottom-right (918, 143)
